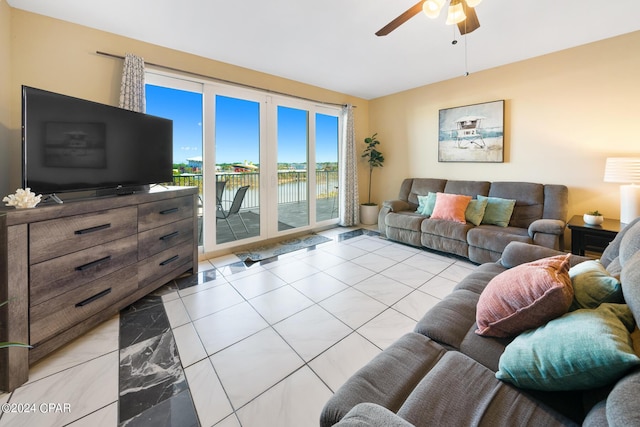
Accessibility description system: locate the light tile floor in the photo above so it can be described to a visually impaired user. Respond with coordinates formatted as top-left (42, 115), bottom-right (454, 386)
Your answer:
top-left (0, 227), bottom-right (477, 427)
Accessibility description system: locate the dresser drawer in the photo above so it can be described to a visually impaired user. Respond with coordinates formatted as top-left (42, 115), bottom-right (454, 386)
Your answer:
top-left (138, 217), bottom-right (193, 260)
top-left (138, 241), bottom-right (194, 289)
top-left (29, 235), bottom-right (138, 307)
top-left (30, 206), bottom-right (137, 264)
top-left (138, 196), bottom-right (194, 232)
top-left (30, 265), bottom-right (137, 345)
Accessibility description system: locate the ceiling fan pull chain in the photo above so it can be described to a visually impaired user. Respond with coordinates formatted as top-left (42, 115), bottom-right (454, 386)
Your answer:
top-left (464, 34), bottom-right (470, 76)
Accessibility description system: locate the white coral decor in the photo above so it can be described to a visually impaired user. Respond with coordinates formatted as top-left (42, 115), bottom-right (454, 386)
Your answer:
top-left (3, 188), bottom-right (42, 208)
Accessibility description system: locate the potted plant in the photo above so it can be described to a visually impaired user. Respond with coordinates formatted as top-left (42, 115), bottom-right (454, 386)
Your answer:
top-left (583, 210), bottom-right (604, 225)
top-left (360, 133), bottom-right (385, 225)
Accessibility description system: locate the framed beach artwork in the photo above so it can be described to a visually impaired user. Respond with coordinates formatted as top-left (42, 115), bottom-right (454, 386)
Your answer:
top-left (438, 100), bottom-right (505, 163)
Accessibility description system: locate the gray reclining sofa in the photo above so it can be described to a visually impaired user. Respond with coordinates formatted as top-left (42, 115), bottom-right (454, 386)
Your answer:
top-left (379, 178), bottom-right (568, 264)
top-left (321, 217), bottom-right (640, 426)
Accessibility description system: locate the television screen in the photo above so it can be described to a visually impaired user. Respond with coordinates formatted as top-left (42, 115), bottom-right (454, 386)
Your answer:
top-left (22, 86), bottom-right (173, 196)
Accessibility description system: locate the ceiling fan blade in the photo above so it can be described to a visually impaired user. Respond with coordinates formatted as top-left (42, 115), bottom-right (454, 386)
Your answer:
top-left (375, 1), bottom-right (425, 37)
top-left (457, 3), bottom-right (480, 35)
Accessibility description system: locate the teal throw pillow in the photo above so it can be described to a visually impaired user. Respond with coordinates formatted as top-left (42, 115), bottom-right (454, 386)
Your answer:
top-left (416, 192), bottom-right (437, 216)
top-left (477, 195), bottom-right (516, 227)
top-left (569, 260), bottom-right (623, 310)
top-left (496, 303), bottom-right (640, 391)
top-left (465, 198), bottom-right (488, 226)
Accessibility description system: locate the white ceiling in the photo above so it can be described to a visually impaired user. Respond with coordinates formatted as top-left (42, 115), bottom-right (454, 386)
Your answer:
top-left (8, 0), bottom-right (640, 100)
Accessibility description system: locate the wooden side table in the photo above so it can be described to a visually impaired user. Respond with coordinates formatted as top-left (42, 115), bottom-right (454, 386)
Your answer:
top-left (567, 215), bottom-right (622, 256)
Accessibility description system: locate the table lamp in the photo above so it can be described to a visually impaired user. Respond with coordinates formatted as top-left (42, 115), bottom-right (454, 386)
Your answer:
top-left (604, 157), bottom-right (640, 224)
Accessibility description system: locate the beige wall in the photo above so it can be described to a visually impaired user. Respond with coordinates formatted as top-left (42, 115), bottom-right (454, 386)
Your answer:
top-left (369, 31), bottom-right (640, 222)
top-left (0, 1), bottom-right (11, 196)
top-left (1, 8), bottom-right (369, 196)
top-left (4, 6), bottom-right (640, 223)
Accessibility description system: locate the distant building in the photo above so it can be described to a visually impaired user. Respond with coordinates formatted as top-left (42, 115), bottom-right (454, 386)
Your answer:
top-left (187, 156), bottom-right (203, 169)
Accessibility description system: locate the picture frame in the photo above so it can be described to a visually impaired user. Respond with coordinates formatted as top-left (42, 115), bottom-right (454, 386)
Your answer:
top-left (438, 100), bottom-right (505, 163)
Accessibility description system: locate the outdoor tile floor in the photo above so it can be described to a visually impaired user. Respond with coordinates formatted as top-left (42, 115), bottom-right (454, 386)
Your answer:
top-left (0, 226), bottom-right (477, 427)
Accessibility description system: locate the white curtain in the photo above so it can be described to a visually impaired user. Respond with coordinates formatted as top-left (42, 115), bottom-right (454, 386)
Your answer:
top-left (339, 104), bottom-right (359, 226)
top-left (119, 53), bottom-right (146, 112)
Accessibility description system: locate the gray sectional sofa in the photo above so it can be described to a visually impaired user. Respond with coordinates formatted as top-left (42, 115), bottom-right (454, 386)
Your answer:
top-left (321, 217), bottom-right (640, 427)
top-left (378, 178), bottom-right (569, 264)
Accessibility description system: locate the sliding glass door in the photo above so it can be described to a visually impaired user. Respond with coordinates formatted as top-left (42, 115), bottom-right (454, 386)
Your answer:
top-left (146, 70), bottom-right (341, 254)
top-left (214, 95), bottom-right (262, 244)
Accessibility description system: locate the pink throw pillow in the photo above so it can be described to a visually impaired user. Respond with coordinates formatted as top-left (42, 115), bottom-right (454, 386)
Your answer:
top-left (475, 254), bottom-right (574, 338)
top-left (430, 193), bottom-right (472, 224)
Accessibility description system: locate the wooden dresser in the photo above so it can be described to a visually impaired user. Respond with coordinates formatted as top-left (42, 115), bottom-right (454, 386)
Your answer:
top-left (0, 186), bottom-right (198, 391)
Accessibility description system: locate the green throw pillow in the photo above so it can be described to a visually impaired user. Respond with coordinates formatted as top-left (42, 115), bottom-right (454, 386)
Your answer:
top-left (416, 192), bottom-right (437, 216)
top-left (465, 198), bottom-right (488, 226)
top-left (569, 260), bottom-right (623, 310)
top-left (496, 303), bottom-right (640, 391)
top-left (477, 195), bottom-right (516, 227)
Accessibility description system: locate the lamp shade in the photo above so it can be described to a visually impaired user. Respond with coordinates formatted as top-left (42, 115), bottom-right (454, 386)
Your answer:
top-left (423, 0), bottom-right (445, 19)
top-left (604, 157), bottom-right (640, 183)
top-left (446, 0), bottom-right (466, 25)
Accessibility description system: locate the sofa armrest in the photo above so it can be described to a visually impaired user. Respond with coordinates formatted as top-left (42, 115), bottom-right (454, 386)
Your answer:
top-left (527, 219), bottom-right (565, 237)
top-left (382, 199), bottom-right (413, 212)
top-left (606, 369), bottom-right (640, 427)
top-left (500, 241), bottom-right (589, 269)
top-left (333, 403), bottom-right (414, 427)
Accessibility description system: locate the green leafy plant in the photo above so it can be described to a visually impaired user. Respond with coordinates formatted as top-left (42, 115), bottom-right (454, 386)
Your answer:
top-left (586, 210), bottom-right (602, 216)
top-left (361, 133), bottom-right (385, 205)
top-left (0, 301), bottom-right (30, 349)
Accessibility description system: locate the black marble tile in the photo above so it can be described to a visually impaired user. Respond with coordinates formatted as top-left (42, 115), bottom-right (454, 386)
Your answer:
top-left (120, 302), bottom-right (171, 349)
top-left (119, 330), bottom-right (188, 423)
top-left (336, 228), bottom-right (380, 241)
top-left (174, 268), bottom-right (219, 290)
top-left (120, 390), bottom-right (199, 427)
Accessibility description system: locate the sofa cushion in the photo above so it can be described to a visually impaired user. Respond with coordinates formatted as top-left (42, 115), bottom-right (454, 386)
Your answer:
top-left (488, 182), bottom-right (545, 228)
top-left (405, 178), bottom-right (447, 206)
top-left (478, 195), bottom-right (516, 227)
top-left (467, 225), bottom-right (531, 253)
top-left (385, 212), bottom-right (424, 232)
top-left (475, 254), bottom-right (573, 338)
top-left (416, 193), bottom-right (436, 216)
top-left (465, 198), bottom-right (488, 226)
top-left (319, 333), bottom-right (447, 427)
top-left (443, 180), bottom-right (491, 198)
top-left (496, 304), bottom-right (640, 391)
top-left (397, 351), bottom-right (575, 427)
top-left (333, 403), bottom-right (415, 427)
top-left (431, 193), bottom-right (471, 223)
top-left (569, 260), bottom-right (623, 310)
top-left (620, 219), bottom-right (640, 266)
top-left (621, 251), bottom-right (640, 325)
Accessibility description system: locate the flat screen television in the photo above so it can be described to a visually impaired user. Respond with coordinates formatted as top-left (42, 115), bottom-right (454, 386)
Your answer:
top-left (22, 86), bottom-right (173, 198)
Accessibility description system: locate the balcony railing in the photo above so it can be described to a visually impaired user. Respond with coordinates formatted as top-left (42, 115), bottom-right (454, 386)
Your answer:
top-left (171, 170), bottom-right (338, 210)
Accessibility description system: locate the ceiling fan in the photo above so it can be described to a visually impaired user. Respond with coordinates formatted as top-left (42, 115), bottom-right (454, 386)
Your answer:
top-left (376, 0), bottom-right (482, 37)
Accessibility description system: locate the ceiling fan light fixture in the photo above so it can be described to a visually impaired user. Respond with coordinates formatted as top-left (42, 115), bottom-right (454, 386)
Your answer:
top-left (465, 0), bottom-right (483, 7)
top-left (446, 1), bottom-right (466, 25)
top-left (423, 0), bottom-right (445, 19)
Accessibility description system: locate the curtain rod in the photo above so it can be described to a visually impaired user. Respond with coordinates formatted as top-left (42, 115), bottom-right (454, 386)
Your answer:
top-left (96, 51), bottom-right (355, 109)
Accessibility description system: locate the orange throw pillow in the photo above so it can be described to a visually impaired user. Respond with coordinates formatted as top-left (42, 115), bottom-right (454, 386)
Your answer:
top-left (430, 193), bottom-right (472, 224)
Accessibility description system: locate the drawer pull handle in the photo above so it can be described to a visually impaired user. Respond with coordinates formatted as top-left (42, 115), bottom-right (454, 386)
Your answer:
top-left (160, 255), bottom-right (179, 266)
top-left (76, 256), bottom-right (112, 271)
top-left (76, 288), bottom-right (112, 307)
top-left (160, 208), bottom-right (179, 215)
top-left (160, 231), bottom-right (179, 241)
top-left (75, 223), bottom-right (111, 235)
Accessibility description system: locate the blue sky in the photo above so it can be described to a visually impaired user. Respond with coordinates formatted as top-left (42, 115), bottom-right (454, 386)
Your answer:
top-left (146, 85), bottom-right (338, 165)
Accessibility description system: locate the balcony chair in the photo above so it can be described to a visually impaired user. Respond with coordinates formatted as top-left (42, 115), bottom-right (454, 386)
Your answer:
top-left (216, 180), bottom-right (227, 212)
top-left (217, 185), bottom-right (250, 239)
